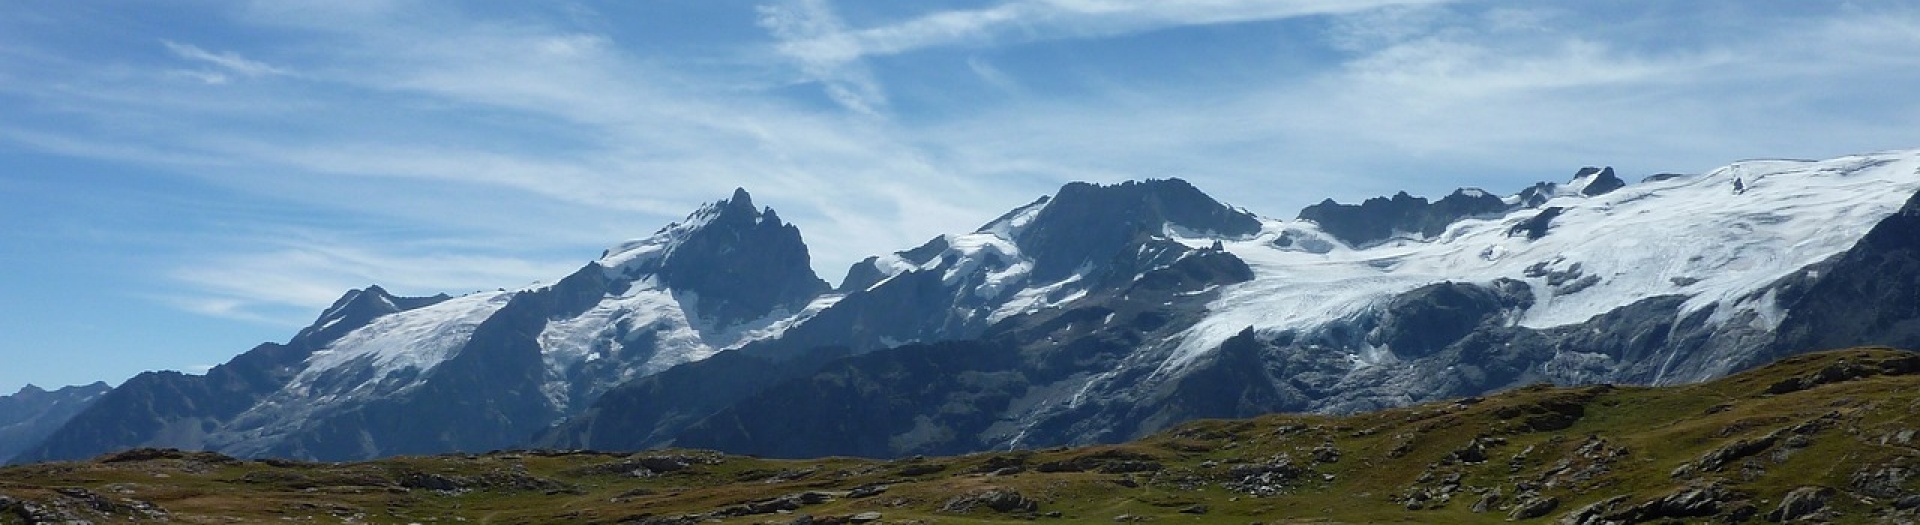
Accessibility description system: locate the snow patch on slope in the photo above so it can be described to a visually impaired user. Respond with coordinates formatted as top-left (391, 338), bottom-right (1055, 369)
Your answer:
top-left (1163, 150), bottom-right (1920, 370)
top-left (597, 195), bottom-right (766, 279)
top-left (214, 291), bottom-right (514, 454)
top-left (861, 197), bottom-right (1053, 295)
top-left (990, 266), bottom-right (1092, 324)
top-left (299, 291), bottom-right (513, 392)
top-left (534, 276), bottom-right (842, 411)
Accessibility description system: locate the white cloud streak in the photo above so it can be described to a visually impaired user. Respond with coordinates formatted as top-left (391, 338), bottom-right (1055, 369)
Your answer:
top-left (910, 2), bottom-right (1920, 207)
top-left (759, 0), bottom-right (890, 115)
top-left (165, 234), bottom-right (582, 326)
top-left (4, 1), bottom-right (1027, 320)
top-left (764, 0), bottom-right (1459, 63)
top-left (162, 40), bottom-right (290, 84)
top-left (757, 0), bottom-right (1460, 116)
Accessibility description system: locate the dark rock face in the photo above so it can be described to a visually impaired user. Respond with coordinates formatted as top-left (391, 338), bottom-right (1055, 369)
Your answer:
top-left (1297, 189), bottom-right (1508, 247)
top-left (669, 254), bottom-right (1253, 458)
top-left (765, 261), bottom-right (1004, 360)
top-left (1573, 167), bottom-right (1626, 196)
top-left (530, 345), bottom-right (854, 452)
top-left (1508, 207), bottom-right (1565, 240)
top-left (837, 255), bottom-right (892, 293)
top-left (1516, 182), bottom-right (1557, 208)
top-left (674, 339), bottom-right (1025, 458)
top-left (1373, 281), bottom-right (1531, 358)
top-left (14, 286), bottom-right (445, 464)
top-left (1144, 329), bottom-right (1296, 426)
top-left (619, 189), bottom-right (831, 328)
top-left (1015, 179), bottom-right (1261, 282)
top-left (1770, 191), bottom-right (1920, 361)
top-left (0, 382), bottom-right (111, 464)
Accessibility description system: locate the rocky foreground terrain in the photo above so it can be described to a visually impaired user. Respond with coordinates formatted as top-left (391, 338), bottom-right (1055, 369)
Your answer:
top-left (3, 347), bottom-right (1917, 524)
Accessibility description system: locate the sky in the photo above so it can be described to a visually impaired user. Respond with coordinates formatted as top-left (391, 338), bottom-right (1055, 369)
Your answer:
top-left (3, 0), bottom-right (1919, 393)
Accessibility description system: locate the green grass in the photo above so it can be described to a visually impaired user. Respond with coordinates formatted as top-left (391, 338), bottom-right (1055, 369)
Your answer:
top-left (4, 347), bottom-right (1918, 524)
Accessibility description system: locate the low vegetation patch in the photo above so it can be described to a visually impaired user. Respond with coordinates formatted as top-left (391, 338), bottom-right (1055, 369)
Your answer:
top-left (4, 347), bottom-right (1918, 524)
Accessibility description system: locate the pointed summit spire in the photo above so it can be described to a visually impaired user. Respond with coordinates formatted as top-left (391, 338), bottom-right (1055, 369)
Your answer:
top-left (597, 188), bottom-right (829, 328)
top-left (726, 188), bottom-right (756, 215)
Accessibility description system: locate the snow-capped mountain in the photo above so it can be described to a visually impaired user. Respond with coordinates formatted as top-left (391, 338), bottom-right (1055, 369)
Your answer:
top-left (548, 149), bottom-right (1920, 458)
top-left (15, 148), bottom-right (1920, 463)
top-left (1177, 154), bottom-right (1918, 384)
top-left (538, 178), bottom-right (1262, 452)
top-left (14, 189), bottom-right (832, 462)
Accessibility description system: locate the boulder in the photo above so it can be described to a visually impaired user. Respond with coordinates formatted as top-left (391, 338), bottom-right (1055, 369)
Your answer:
top-left (1509, 497), bottom-right (1559, 520)
top-left (1470, 490), bottom-right (1502, 513)
top-left (941, 488), bottom-right (1039, 514)
top-left (1765, 486), bottom-right (1832, 522)
top-left (1557, 495), bottom-right (1627, 525)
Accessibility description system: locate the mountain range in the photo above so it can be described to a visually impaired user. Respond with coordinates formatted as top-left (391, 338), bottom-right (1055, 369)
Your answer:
top-left (7, 148), bottom-right (1920, 465)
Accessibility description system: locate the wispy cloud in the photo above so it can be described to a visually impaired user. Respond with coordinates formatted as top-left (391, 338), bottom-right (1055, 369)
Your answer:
top-left (162, 40), bottom-right (289, 84)
top-left (165, 234), bottom-right (583, 325)
top-left (761, 0), bottom-right (1459, 64)
top-left (756, 0), bottom-right (1461, 116)
top-left (3, 2), bottom-right (1030, 319)
top-left (910, 2), bottom-right (1920, 206)
top-left (758, 0), bottom-right (889, 116)
top-left (966, 56), bottom-right (1022, 94)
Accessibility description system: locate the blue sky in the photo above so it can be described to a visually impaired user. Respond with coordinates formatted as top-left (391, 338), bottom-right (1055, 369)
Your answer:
top-left (3, 0), bottom-right (1919, 393)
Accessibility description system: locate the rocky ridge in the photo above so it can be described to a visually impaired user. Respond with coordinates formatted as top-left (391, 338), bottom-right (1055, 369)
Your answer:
top-left (0, 383), bottom-right (111, 464)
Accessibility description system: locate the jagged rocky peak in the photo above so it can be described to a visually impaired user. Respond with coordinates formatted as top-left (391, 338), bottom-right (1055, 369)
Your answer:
top-left (4, 382), bottom-right (109, 399)
top-left (1569, 166), bottom-right (1627, 196)
top-left (1012, 178), bottom-right (1262, 282)
top-left (295, 285), bottom-right (450, 346)
top-left (1296, 187), bottom-right (1509, 248)
top-left (1516, 166), bottom-right (1629, 206)
top-left (597, 188), bottom-right (830, 328)
top-left (1299, 165), bottom-right (1639, 247)
top-left (838, 179), bottom-right (1258, 291)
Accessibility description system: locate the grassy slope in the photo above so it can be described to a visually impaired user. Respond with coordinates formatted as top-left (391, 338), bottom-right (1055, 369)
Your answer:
top-left (2, 347), bottom-right (1917, 524)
